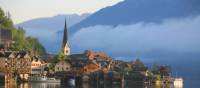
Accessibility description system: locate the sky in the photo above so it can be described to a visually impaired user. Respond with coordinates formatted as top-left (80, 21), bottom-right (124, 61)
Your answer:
top-left (0, 0), bottom-right (123, 24)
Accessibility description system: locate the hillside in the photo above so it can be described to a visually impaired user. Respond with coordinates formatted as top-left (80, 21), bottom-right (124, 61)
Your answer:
top-left (69, 0), bottom-right (200, 34)
top-left (16, 13), bottom-right (90, 31)
top-left (0, 8), bottom-right (46, 55)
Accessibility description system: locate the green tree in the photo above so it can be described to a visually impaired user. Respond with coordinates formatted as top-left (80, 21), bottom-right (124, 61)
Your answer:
top-left (151, 64), bottom-right (160, 74)
top-left (0, 8), bottom-right (46, 55)
top-left (132, 59), bottom-right (146, 72)
top-left (0, 8), bottom-right (14, 29)
top-left (25, 36), bottom-right (46, 55)
top-left (51, 52), bottom-right (66, 64)
top-left (57, 52), bottom-right (65, 61)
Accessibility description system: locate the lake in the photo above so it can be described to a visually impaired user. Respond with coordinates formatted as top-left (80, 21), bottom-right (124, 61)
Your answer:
top-left (0, 82), bottom-right (180, 88)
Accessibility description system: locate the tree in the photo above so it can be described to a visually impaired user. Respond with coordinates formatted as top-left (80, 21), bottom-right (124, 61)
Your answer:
top-left (57, 52), bottom-right (65, 61)
top-left (52, 52), bottom-right (66, 64)
top-left (0, 7), bottom-right (46, 55)
top-left (159, 66), bottom-right (171, 78)
top-left (132, 59), bottom-right (146, 72)
top-left (25, 36), bottom-right (46, 55)
top-left (0, 8), bottom-right (14, 29)
top-left (151, 64), bottom-right (160, 74)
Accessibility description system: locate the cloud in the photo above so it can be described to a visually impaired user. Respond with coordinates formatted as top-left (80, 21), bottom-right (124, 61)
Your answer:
top-left (70, 16), bottom-right (200, 58)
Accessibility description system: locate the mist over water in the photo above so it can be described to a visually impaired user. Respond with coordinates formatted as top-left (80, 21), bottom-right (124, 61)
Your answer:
top-left (71, 15), bottom-right (200, 58)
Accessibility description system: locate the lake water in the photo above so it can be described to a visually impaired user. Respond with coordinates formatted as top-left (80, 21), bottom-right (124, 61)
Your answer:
top-left (0, 82), bottom-right (180, 88)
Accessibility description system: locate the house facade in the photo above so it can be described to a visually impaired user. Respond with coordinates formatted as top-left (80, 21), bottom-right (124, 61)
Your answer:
top-left (54, 61), bottom-right (70, 72)
top-left (30, 57), bottom-right (46, 76)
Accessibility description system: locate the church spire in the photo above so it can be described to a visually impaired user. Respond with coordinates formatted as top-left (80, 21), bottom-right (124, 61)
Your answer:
top-left (62, 18), bottom-right (70, 55)
top-left (63, 18), bottom-right (68, 44)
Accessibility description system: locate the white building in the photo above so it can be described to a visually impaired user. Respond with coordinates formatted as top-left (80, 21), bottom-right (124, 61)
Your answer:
top-left (30, 57), bottom-right (46, 76)
top-left (55, 61), bottom-right (70, 72)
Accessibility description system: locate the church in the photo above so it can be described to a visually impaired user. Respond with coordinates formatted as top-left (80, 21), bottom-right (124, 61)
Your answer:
top-left (61, 19), bottom-right (70, 56)
top-left (54, 19), bottom-right (71, 72)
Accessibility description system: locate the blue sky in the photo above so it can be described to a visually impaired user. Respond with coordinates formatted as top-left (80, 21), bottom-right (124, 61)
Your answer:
top-left (0, 0), bottom-right (122, 24)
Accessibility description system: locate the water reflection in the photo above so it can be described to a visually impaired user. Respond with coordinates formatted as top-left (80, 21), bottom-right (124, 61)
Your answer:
top-left (28, 83), bottom-right (60, 88)
top-left (0, 82), bottom-right (183, 88)
top-left (1, 82), bottom-right (61, 88)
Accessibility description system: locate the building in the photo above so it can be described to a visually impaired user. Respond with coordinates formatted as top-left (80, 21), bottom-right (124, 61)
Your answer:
top-left (16, 51), bottom-right (32, 80)
top-left (54, 19), bottom-right (72, 74)
top-left (61, 19), bottom-right (70, 56)
top-left (54, 60), bottom-right (70, 72)
top-left (0, 29), bottom-right (13, 50)
top-left (0, 51), bottom-right (32, 80)
top-left (0, 51), bottom-right (10, 70)
top-left (30, 56), bottom-right (46, 76)
top-left (67, 54), bottom-right (88, 72)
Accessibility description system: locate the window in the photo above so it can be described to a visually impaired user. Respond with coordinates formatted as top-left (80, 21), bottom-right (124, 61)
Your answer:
top-left (32, 69), bottom-right (41, 71)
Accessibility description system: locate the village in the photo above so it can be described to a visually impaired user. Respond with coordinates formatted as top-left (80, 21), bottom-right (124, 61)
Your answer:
top-left (0, 19), bottom-right (179, 87)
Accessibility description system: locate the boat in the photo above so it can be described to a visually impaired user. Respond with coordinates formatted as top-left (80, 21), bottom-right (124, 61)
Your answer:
top-left (173, 77), bottom-right (183, 87)
top-left (68, 78), bottom-right (75, 86)
top-left (28, 76), bottom-right (61, 83)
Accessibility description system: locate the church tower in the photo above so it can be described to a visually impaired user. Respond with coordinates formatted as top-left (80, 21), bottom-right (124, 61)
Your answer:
top-left (62, 19), bottom-right (70, 56)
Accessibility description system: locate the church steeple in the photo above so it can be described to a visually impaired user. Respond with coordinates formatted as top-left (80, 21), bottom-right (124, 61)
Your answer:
top-left (62, 18), bottom-right (70, 55)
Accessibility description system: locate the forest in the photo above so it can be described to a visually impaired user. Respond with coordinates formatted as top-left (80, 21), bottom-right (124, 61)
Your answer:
top-left (0, 8), bottom-right (46, 55)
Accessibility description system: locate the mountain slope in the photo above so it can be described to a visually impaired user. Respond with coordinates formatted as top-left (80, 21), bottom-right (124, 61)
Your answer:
top-left (17, 13), bottom-right (90, 31)
top-left (69, 0), bottom-right (200, 34)
top-left (16, 14), bottom-right (90, 53)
